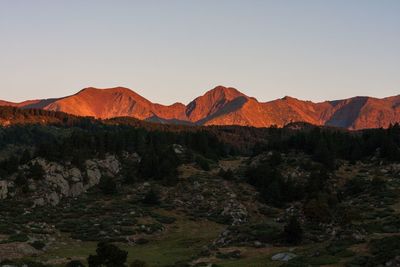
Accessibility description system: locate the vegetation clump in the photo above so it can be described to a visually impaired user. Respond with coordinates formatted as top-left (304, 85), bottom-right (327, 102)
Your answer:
top-left (88, 242), bottom-right (128, 267)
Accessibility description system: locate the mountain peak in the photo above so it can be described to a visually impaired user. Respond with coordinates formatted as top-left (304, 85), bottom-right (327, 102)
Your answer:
top-left (185, 86), bottom-right (248, 122)
top-left (77, 87), bottom-right (134, 95)
top-left (204, 86), bottom-right (245, 100)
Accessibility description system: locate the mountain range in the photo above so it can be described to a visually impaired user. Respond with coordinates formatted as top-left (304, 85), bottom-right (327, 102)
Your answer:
top-left (1, 86), bottom-right (400, 130)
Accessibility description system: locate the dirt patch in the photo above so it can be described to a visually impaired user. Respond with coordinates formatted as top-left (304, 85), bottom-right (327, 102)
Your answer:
top-left (178, 164), bottom-right (202, 179)
top-left (218, 157), bottom-right (248, 171)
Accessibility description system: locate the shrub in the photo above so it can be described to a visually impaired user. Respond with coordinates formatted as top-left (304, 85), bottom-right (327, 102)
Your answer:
top-left (15, 172), bottom-right (28, 187)
top-left (344, 177), bottom-right (368, 196)
top-left (153, 214), bottom-right (176, 224)
top-left (218, 168), bottom-right (234, 180)
top-left (238, 223), bottom-right (281, 243)
top-left (303, 196), bottom-right (331, 223)
top-left (88, 242), bottom-right (128, 267)
top-left (283, 216), bottom-right (303, 245)
top-left (130, 260), bottom-right (148, 267)
top-left (269, 151), bottom-right (283, 166)
top-left (29, 162), bottom-right (45, 180)
top-left (66, 260), bottom-right (85, 267)
top-left (99, 176), bottom-right (117, 195)
top-left (368, 236), bottom-right (400, 265)
top-left (19, 261), bottom-right (48, 267)
top-left (142, 188), bottom-right (160, 205)
top-left (8, 233), bottom-right (29, 242)
top-left (246, 160), bottom-right (304, 207)
top-left (121, 159), bottom-right (138, 184)
top-left (195, 155), bottom-right (211, 171)
top-left (29, 240), bottom-right (46, 250)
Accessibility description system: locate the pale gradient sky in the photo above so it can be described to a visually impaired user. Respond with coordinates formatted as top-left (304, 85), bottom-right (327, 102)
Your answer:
top-left (0, 0), bottom-right (399, 104)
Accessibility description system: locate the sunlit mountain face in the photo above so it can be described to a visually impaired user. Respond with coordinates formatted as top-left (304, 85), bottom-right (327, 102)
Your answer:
top-left (1, 85), bottom-right (400, 130)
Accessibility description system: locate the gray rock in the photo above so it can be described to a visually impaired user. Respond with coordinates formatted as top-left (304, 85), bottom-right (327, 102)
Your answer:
top-left (70, 182), bottom-right (84, 197)
top-left (3, 154), bottom-right (129, 206)
top-left (69, 168), bottom-right (82, 181)
top-left (254, 241), bottom-right (263, 248)
top-left (47, 192), bottom-right (60, 206)
top-left (0, 180), bottom-right (9, 199)
top-left (98, 155), bottom-right (120, 174)
top-left (33, 198), bottom-right (45, 206)
top-left (173, 144), bottom-right (185, 154)
top-left (86, 168), bottom-right (101, 188)
top-left (45, 174), bottom-right (70, 196)
top-left (271, 252), bottom-right (297, 262)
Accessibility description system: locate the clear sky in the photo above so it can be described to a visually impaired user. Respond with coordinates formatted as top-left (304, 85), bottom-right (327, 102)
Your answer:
top-left (0, 0), bottom-right (399, 104)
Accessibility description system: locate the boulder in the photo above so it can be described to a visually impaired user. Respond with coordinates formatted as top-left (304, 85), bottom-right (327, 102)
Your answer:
top-left (0, 180), bottom-right (8, 199)
top-left (86, 168), bottom-right (101, 188)
top-left (47, 192), bottom-right (60, 206)
top-left (69, 168), bottom-right (82, 182)
top-left (98, 155), bottom-right (120, 175)
top-left (70, 182), bottom-right (84, 197)
top-left (33, 198), bottom-right (45, 207)
top-left (45, 174), bottom-right (70, 196)
top-left (173, 144), bottom-right (185, 154)
top-left (271, 252), bottom-right (297, 262)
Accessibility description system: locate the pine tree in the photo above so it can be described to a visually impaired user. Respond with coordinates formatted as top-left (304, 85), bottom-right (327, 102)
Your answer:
top-left (283, 216), bottom-right (303, 245)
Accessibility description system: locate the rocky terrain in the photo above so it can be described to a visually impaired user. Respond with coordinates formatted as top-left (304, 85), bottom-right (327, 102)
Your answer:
top-left (0, 154), bottom-right (136, 206)
top-left (1, 86), bottom-right (400, 129)
top-left (0, 150), bottom-right (400, 266)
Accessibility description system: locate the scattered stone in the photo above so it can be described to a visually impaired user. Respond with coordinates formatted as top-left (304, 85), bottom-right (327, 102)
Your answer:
top-left (0, 180), bottom-right (9, 199)
top-left (271, 252), bottom-right (297, 262)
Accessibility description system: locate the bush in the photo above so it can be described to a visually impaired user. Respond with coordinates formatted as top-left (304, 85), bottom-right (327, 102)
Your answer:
top-left (238, 223), bottom-right (281, 243)
top-left (218, 168), bottom-right (234, 180)
top-left (66, 260), bottom-right (85, 267)
top-left (142, 188), bottom-right (160, 205)
top-left (29, 162), bottom-right (45, 180)
top-left (195, 155), bottom-right (210, 171)
top-left (370, 177), bottom-right (386, 192)
top-left (344, 177), bottom-right (368, 196)
top-left (130, 260), bottom-right (148, 267)
top-left (121, 159), bottom-right (138, 184)
top-left (153, 214), bottom-right (176, 224)
top-left (334, 204), bottom-right (359, 225)
top-left (138, 146), bottom-right (180, 181)
top-left (283, 216), bottom-right (303, 245)
top-left (29, 240), bottom-right (46, 250)
top-left (0, 260), bottom-right (49, 267)
top-left (303, 197), bottom-right (331, 223)
top-left (368, 236), bottom-right (400, 265)
top-left (8, 233), bottom-right (29, 242)
top-left (15, 172), bottom-right (28, 187)
top-left (88, 242), bottom-right (128, 267)
top-left (269, 151), bottom-right (282, 166)
top-left (246, 160), bottom-right (304, 207)
top-left (135, 238), bottom-right (149, 245)
top-left (99, 176), bottom-right (117, 195)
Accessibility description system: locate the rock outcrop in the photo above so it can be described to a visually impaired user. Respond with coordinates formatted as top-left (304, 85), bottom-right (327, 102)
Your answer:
top-left (1, 153), bottom-right (139, 206)
top-left (0, 180), bottom-right (9, 199)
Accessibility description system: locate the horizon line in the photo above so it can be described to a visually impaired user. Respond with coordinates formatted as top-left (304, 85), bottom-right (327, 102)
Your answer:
top-left (1, 85), bottom-right (399, 106)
